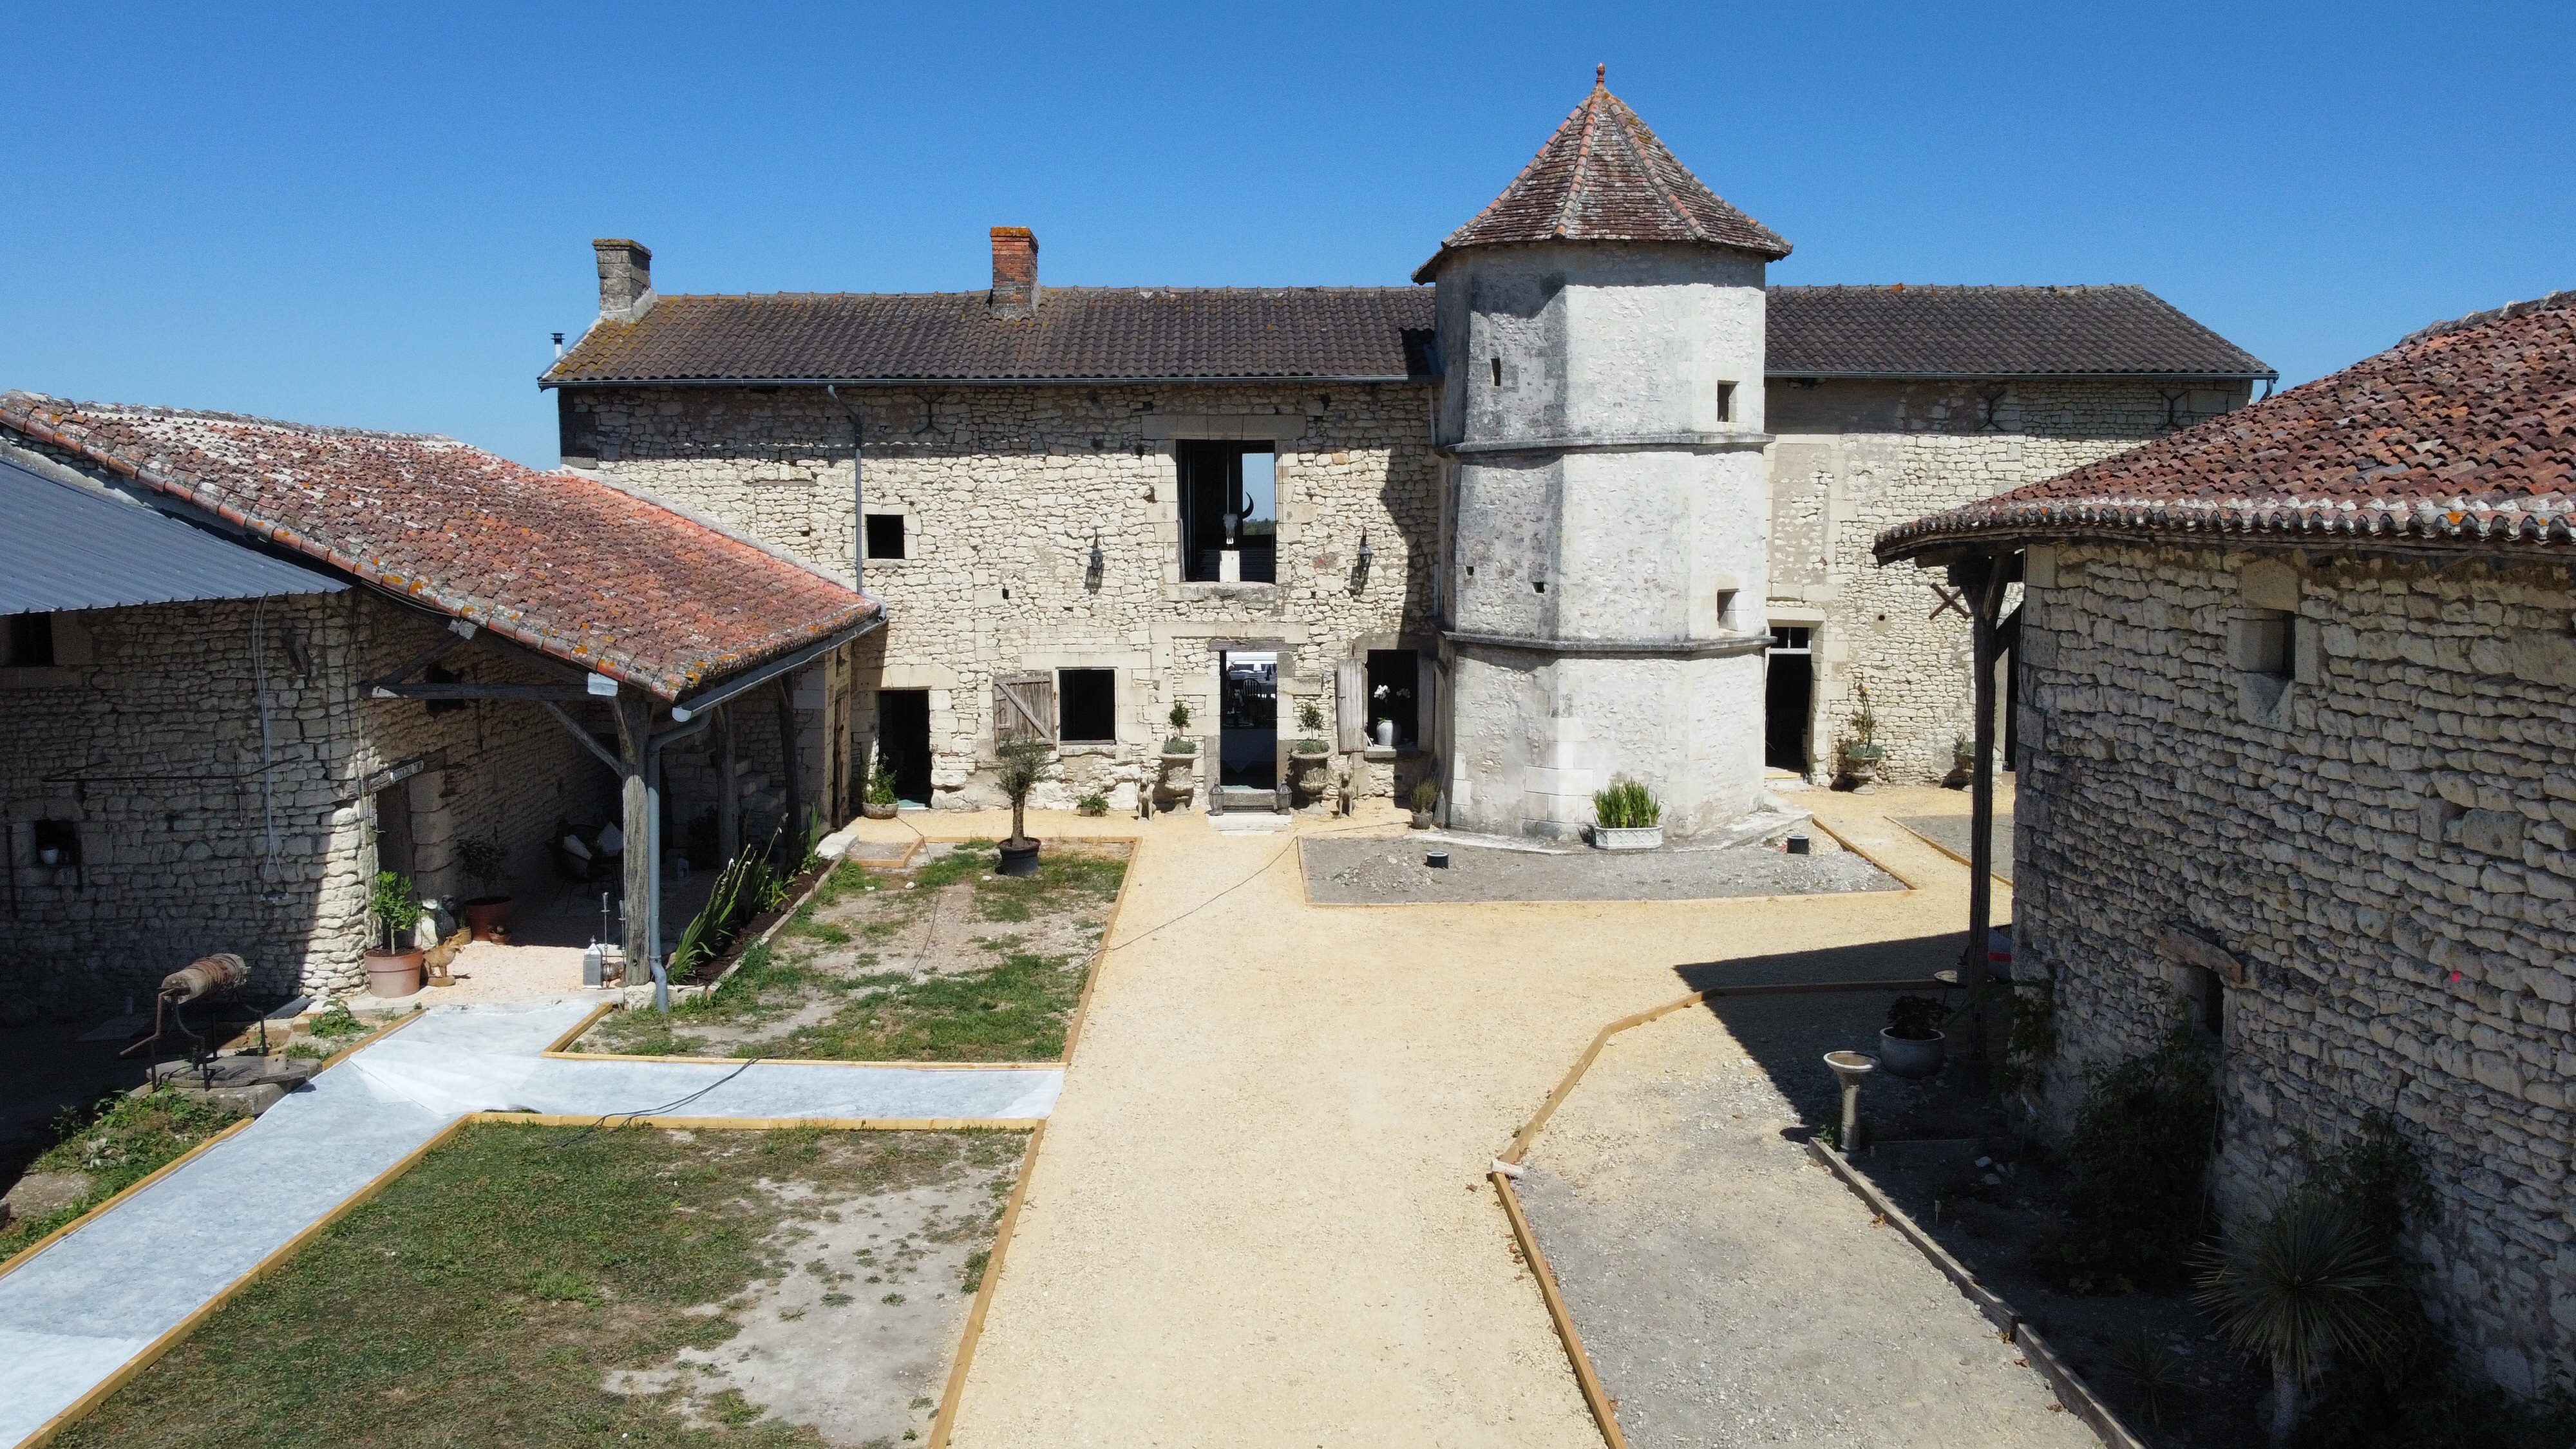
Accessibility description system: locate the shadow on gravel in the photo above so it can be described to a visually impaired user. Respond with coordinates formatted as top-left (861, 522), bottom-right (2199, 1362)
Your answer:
top-left (1672, 933), bottom-right (1975, 1132)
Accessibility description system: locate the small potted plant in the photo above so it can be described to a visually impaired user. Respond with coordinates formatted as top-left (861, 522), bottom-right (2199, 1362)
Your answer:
top-left (456, 837), bottom-right (513, 942)
top-left (1588, 777), bottom-right (1663, 850)
top-left (1157, 700), bottom-right (1198, 809)
top-left (1408, 779), bottom-right (1439, 829)
top-left (1946, 733), bottom-right (1976, 789)
top-left (1880, 994), bottom-right (1949, 1077)
top-left (994, 736), bottom-right (1057, 877)
top-left (363, 870), bottom-right (426, 998)
top-left (1839, 690), bottom-right (1885, 793)
top-left (1077, 791), bottom-right (1109, 817)
top-left (863, 744), bottom-right (900, 820)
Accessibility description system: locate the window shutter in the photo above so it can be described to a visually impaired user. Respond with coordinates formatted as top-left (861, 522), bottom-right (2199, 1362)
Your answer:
top-left (992, 672), bottom-right (1057, 744)
top-left (1336, 656), bottom-right (1367, 752)
top-left (1415, 652), bottom-right (1439, 753)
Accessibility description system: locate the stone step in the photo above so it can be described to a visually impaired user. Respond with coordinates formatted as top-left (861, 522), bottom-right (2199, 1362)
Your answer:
top-left (1212, 785), bottom-right (1284, 814)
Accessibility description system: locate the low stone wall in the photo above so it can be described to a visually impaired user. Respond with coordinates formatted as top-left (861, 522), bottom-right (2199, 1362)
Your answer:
top-left (2011, 540), bottom-right (2575, 1399)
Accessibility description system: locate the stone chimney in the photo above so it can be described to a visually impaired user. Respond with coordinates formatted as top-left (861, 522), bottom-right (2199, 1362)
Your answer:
top-left (989, 227), bottom-right (1039, 320)
top-left (593, 238), bottom-right (656, 323)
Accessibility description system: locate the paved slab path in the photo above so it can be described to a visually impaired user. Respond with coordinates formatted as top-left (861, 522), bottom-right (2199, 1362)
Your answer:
top-left (0, 997), bottom-right (1061, 1448)
top-left (858, 791), bottom-right (2003, 1447)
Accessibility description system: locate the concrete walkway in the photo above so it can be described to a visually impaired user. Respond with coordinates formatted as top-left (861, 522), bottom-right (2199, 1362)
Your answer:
top-left (844, 792), bottom-right (2002, 1446)
top-left (0, 998), bottom-right (1062, 1447)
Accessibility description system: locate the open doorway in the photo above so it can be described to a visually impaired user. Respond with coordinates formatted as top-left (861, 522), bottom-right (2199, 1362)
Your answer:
top-left (875, 690), bottom-right (933, 806)
top-left (373, 784), bottom-right (415, 880)
top-left (1764, 625), bottom-right (1814, 773)
top-left (1219, 650), bottom-right (1277, 787)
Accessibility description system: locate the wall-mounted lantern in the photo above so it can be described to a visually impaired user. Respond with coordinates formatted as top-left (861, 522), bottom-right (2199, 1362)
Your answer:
top-left (1352, 530), bottom-right (1375, 592)
top-left (1085, 533), bottom-right (1105, 592)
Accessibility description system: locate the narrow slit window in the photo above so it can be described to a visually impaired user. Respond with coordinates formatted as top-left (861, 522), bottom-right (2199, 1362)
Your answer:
top-left (1716, 381), bottom-right (1738, 424)
top-left (864, 513), bottom-right (907, 560)
top-left (1491, 357), bottom-right (1503, 387)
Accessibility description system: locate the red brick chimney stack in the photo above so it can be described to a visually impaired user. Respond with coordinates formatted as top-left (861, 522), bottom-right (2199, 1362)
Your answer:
top-left (989, 227), bottom-right (1039, 320)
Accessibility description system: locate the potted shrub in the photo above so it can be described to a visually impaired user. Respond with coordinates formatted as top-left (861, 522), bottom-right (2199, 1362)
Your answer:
top-left (1879, 994), bottom-right (1949, 1077)
top-left (863, 744), bottom-right (900, 820)
top-left (994, 736), bottom-right (1057, 877)
top-left (456, 836), bottom-right (512, 942)
top-left (1946, 733), bottom-right (1976, 789)
top-left (363, 871), bottom-right (426, 998)
top-left (1157, 700), bottom-right (1198, 809)
top-left (1839, 695), bottom-right (1885, 793)
top-left (1077, 791), bottom-right (1109, 817)
top-left (1408, 779), bottom-right (1439, 829)
top-left (1589, 777), bottom-right (1663, 850)
top-left (1290, 701), bottom-right (1332, 803)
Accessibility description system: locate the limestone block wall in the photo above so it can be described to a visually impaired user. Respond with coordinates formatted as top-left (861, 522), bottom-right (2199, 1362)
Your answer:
top-left (561, 382), bottom-right (1439, 806)
top-left (1770, 378), bottom-right (2253, 783)
top-left (2011, 542), bottom-right (2576, 1398)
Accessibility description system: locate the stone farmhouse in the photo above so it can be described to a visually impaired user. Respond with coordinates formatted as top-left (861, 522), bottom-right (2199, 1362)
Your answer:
top-left (542, 77), bottom-right (2271, 834)
top-left (0, 393), bottom-right (877, 1012)
top-left (1877, 290), bottom-right (2576, 1399)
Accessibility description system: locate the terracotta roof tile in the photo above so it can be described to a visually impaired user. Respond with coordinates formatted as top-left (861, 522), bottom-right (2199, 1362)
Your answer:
top-left (1874, 292), bottom-right (2576, 562)
top-left (0, 392), bottom-right (878, 700)
top-left (1412, 76), bottom-right (1790, 281)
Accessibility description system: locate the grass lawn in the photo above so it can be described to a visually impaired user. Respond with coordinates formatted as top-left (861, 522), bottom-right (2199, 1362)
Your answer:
top-left (580, 840), bottom-right (1127, 1062)
top-left (57, 1123), bottom-right (1025, 1449)
top-left (0, 1089), bottom-right (243, 1264)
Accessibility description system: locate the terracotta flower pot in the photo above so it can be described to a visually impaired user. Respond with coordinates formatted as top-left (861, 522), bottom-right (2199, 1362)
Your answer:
top-left (461, 896), bottom-right (513, 942)
top-left (364, 948), bottom-right (426, 998)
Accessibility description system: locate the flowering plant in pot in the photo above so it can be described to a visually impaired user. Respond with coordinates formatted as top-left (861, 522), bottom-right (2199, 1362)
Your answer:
top-left (994, 736), bottom-right (1057, 877)
top-left (863, 744), bottom-right (900, 820)
top-left (364, 871), bottom-right (426, 998)
top-left (456, 837), bottom-right (513, 942)
top-left (1879, 993), bottom-right (1950, 1077)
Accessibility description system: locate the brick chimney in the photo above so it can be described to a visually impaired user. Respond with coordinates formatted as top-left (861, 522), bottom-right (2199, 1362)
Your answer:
top-left (989, 227), bottom-right (1039, 320)
top-left (593, 238), bottom-right (656, 323)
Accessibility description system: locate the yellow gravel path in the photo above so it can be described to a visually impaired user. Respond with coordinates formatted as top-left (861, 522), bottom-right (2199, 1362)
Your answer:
top-left (849, 788), bottom-right (2002, 1447)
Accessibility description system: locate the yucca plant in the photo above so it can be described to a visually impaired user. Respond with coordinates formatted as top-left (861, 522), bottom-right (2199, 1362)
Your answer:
top-left (1593, 777), bottom-right (1661, 829)
top-left (2193, 1190), bottom-right (2396, 1444)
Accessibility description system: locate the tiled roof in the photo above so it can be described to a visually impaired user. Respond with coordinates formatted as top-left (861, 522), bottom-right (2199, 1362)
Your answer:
top-left (1875, 291), bottom-right (2576, 562)
top-left (1770, 285), bottom-right (2274, 379)
top-left (545, 288), bottom-right (1436, 386)
top-left (0, 392), bottom-right (879, 700)
top-left (549, 284), bottom-right (2265, 388)
top-left (1413, 75), bottom-right (1790, 281)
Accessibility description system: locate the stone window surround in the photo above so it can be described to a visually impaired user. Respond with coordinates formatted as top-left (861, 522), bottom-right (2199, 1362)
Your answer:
top-left (1142, 415), bottom-right (1320, 594)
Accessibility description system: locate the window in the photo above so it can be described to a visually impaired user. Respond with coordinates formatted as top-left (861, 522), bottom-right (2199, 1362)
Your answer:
top-left (2237, 609), bottom-right (2292, 679)
top-left (1177, 441), bottom-right (1274, 583)
top-left (5, 613), bottom-right (57, 667)
top-left (864, 513), bottom-right (907, 560)
top-left (2181, 965), bottom-right (2226, 1040)
top-left (1768, 625), bottom-right (1812, 652)
top-left (1716, 381), bottom-right (1738, 424)
top-left (1716, 589), bottom-right (1739, 631)
top-left (1057, 668), bottom-right (1115, 743)
top-left (1365, 650), bottom-right (1419, 748)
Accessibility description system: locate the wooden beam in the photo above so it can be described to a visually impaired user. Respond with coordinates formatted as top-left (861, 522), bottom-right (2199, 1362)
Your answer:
top-left (366, 629), bottom-right (475, 690)
top-left (370, 683), bottom-right (598, 701)
top-left (775, 677), bottom-right (803, 850)
top-left (540, 701), bottom-right (623, 773)
top-left (1955, 550), bottom-right (2012, 1071)
top-left (613, 692), bottom-right (654, 981)
top-left (717, 703), bottom-right (741, 863)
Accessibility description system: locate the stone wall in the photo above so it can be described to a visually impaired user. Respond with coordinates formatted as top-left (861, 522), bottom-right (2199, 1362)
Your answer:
top-left (560, 382), bottom-right (1441, 807)
top-left (1770, 379), bottom-right (2253, 784)
top-left (2011, 540), bottom-right (2576, 1399)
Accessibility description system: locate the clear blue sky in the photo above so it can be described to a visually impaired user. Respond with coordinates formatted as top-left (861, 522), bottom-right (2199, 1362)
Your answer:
top-left (5, 1), bottom-right (2568, 468)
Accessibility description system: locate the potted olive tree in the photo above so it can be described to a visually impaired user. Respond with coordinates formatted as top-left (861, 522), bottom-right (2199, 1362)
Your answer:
top-left (1839, 695), bottom-right (1885, 793)
top-left (863, 744), bottom-right (900, 820)
top-left (1588, 777), bottom-right (1663, 851)
top-left (1157, 699), bottom-right (1198, 810)
top-left (1879, 994), bottom-right (1950, 1077)
top-left (363, 871), bottom-right (426, 998)
top-left (1291, 700), bottom-right (1332, 804)
top-left (994, 736), bottom-right (1057, 878)
top-left (457, 837), bottom-right (512, 942)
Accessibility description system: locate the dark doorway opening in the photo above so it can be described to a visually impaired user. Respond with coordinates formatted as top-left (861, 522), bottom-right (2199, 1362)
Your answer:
top-left (1365, 649), bottom-right (1419, 748)
top-left (1764, 627), bottom-right (1814, 773)
top-left (875, 690), bottom-right (932, 806)
top-left (1219, 651), bottom-right (1277, 787)
top-left (1178, 441), bottom-right (1275, 583)
top-left (374, 785), bottom-right (415, 879)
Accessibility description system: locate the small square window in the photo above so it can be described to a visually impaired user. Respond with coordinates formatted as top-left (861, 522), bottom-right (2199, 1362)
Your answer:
top-left (1716, 381), bottom-right (1738, 424)
top-left (864, 514), bottom-right (907, 560)
top-left (6, 613), bottom-right (57, 667)
top-left (1057, 668), bottom-right (1115, 743)
top-left (1716, 589), bottom-right (1739, 630)
top-left (2238, 609), bottom-right (2292, 678)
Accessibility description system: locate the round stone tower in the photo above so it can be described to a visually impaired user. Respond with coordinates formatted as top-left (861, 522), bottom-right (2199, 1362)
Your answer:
top-left (1422, 72), bottom-right (1791, 840)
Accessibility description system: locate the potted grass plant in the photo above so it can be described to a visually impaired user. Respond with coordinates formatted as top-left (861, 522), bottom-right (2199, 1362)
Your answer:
top-left (1588, 777), bottom-right (1663, 850)
top-left (363, 871), bottom-right (426, 998)
top-left (456, 836), bottom-right (513, 942)
top-left (994, 735), bottom-right (1057, 877)
top-left (863, 744), bottom-right (900, 820)
top-left (1879, 993), bottom-right (1949, 1077)
top-left (1408, 779), bottom-right (1439, 829)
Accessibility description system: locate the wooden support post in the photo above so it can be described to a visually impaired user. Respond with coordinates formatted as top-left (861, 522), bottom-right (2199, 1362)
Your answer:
top-left (612, 692), bottom-right (653, 981)
top-left (775, 677), bottom-right (804, 853)
top-left (717, 703), bottom-right (741, 865)
top-left (1953, 549), bottom-right (2013, 1067)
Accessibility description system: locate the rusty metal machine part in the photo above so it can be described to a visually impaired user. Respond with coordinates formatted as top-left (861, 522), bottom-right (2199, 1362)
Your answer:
top-left (158, 952), bottom-right (249, 1005)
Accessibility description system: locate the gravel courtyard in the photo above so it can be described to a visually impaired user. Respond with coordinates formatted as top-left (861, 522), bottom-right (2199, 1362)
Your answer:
top-left (1300, 829), bottom-right (1898, 904)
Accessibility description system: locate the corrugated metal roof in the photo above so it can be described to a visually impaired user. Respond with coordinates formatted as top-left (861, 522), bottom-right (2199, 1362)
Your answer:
top-left (0, 455), bottom-right (346, 614)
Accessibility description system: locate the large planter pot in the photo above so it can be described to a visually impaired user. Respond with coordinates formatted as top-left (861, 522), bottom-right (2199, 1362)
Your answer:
top-left (1588, 825), bottom-right (1663, 851)
top-left (1878, 1028), bottom-right (1946, 1079)
top-left (1290, 750), bottom-right (1333, 803)
top-left (862, 800), bottom-right (898, 820)
top-left (996, 838), bottom-right (1040, 878)
top-left (364, 948), bottom-right (425, 998)
top-left (460, 896), bottom-right (513, 943)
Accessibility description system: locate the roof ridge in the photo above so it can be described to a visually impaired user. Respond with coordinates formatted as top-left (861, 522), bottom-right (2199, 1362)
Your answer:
top-left (2398, 289), bottom-right (2576, 346)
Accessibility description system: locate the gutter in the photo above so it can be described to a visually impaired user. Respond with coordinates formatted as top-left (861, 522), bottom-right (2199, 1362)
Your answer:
top-left (543, 372), bottom-right (1426, 391)
top-left (669, 612), bottom-right (885, 722)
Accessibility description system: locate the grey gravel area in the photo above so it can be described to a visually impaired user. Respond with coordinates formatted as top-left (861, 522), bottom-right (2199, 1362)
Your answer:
top-left (1515, 1005), bottom-right (2095, 1449)
top-left (1300, 833), bottom-right (1899, 904)
top-left (1894, 810), bottom-right (2014, 882)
